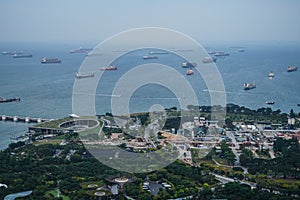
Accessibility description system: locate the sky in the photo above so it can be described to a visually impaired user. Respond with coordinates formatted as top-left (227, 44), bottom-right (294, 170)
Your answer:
top-left (0, 0), bottom-right (299, 43)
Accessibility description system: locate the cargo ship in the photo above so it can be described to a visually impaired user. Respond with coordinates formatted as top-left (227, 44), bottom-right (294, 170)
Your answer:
top-left (142, 55), bottom-right (158, 60)
top-left (208, 51), bottom-right (217, 55)
top-left (99, 65), bottom-right (117, 71)
top-left (268, 71), bottom-right (275, 78)
top-left (13, 53), bottom-right (32, 58)
top-left (265, 101), bottom-right (275, 105)
top-left (149, 51), bottom-right (168, 55)
top-left (69, 47), bottom-right (92, 53)
top-left (243, 82), bottom-right (256, 90)
top-left (208, 51), bottom-right (230, 56)
top-left (214, 52), bottom-right (230, 57)
top-left (287, 66), bottom-right (297, 72)
top-left (0, 97), bottom-right (20, 103)
top-left (41, 57), bottom-right (61, 64)
top-left (75, 72), bottom-right (94, 78)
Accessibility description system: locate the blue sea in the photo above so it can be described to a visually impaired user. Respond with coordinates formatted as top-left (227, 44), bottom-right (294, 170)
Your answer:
top-left (0, 40), bottom-right (299, 150)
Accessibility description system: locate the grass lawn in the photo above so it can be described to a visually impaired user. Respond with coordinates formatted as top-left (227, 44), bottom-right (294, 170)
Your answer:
top-left (255, 149), bottom-right (271, 159)
top-left (34, 117), bottom-right (72, 129)
top-left (79, 120), bottom-right (103, 137)
top-left (46, 189), bottom-right (70, 200)
top-left (214, 157), bottom-right (231, 166)
top-left (33, 139), bottom-right (62, 145)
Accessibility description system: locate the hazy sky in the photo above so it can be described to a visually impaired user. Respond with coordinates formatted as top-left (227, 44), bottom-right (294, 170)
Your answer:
top-left (0, 0), bottom-right (299, 42)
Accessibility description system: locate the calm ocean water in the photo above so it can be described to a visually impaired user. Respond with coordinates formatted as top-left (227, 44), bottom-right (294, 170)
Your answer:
top-left (0, 41), bottom-right (299, 149)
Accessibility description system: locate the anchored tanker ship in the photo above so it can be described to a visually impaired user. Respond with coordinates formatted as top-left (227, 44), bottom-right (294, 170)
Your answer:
top-left (41, 57), bottom-right (61, 64)
top-left (13, 53), bottom-right (32, 58)
top-left (243, 82), bottom-right (256, 90)
top-left (0, 97), bottom-right (20, 103)
top-left (287, 66), bottom-right (297, 72)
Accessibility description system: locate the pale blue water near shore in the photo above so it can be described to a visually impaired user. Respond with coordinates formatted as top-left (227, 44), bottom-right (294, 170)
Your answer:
top-left (0, 41), bottom-right (299, 149)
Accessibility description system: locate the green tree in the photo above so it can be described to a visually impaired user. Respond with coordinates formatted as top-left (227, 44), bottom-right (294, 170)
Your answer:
top-left (290, 109), bottom-right (296, 118)
top-left (138, 192), bottom-right (152, 200)
top-left (203, 183), bottom-right (210, 190)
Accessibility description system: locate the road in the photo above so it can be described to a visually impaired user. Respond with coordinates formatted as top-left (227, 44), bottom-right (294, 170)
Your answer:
top-left (210, 172), bottom-right (256, 189)
top-left (225, 131), bottom-right (249, 174)
top-left (226, 131), bottom-right (240, 165)
top-left (269, 149), bottom-right (276, 159)
top-left (144, 120), bottom-right (160, 149)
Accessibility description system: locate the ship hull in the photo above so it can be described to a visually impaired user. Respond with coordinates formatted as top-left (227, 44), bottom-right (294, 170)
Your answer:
top-left (0, 97), bottom-right (20, 103)
top-left (243, 83), bottom-right (256, 90)
top-left (13, 54), bottom-right (32, 58)
top-left (75, 73), bottom-right (94, 78)
top-left (287, 68), bottom-right (297, 72)
top-left (41, 58), bottom-right (61, 64)
top-left (143, 55), bottom-right (158, 60)
top-left (244, 87), bottom-right (255, 90)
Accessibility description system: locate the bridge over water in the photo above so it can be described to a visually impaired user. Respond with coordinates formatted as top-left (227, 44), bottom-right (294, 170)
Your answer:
top-left (0, 114), bottom-right (50, 123)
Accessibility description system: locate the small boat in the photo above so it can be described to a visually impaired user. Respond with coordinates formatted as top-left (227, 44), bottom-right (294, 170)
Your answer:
top-left (142, 55), bottom-right (158, 60)
top-left (243, 82), bottom-right (256, 90)
top-left (265, 101), bottom-right (275, 105)
top-left (2, 51), bottom-right (9, 55)
top-left (268, 71), bottom-right (275, 78)
top-left (75, 72), bottom-right (94, 78)
top-left (186, 69), bottom-right (194, 75)
top-left (182, 62), bottom-right (196, 68)
top-left (99, 65), bottom-right (117, 71)
top-left (202, 57), bottom-right (217, 63)
top-left (297, 104), bottom-right (300, 107)
top-left (182, 62), bottom-right (188, 68)
top-left (0, 97), bottom-right (20, 103)
top-left (287, 66), bottom-right (297, 72)
top-left (2, 51), bottom-right (17, 55)
top-left (41, 57), bottom-right (61, 64)
top-left (12, 53), bottom-right (32, 58)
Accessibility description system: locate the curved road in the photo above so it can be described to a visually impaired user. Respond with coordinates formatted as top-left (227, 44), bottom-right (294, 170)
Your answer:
top-left (211, 172), bottom-right (256, 189)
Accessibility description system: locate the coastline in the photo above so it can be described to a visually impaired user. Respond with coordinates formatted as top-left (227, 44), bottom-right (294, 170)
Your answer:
top-left (2, 103), bottom-right (299, 151)
top-left (1, 41), bottom-right (300, 151)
